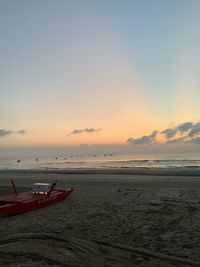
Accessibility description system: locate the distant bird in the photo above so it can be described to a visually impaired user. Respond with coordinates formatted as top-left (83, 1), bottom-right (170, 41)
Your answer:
top-left (17, 160), bottom-right (21, 163)
top-left (55, 157), bottom-right (58, 160)
top-left (35, 157), bottom-right (39, 161)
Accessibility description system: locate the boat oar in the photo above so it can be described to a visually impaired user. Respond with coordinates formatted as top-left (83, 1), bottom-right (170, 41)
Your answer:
top-left (11, 179), bottom-right (18, 195)
top-left (47, 180), bottom-right (57, 197)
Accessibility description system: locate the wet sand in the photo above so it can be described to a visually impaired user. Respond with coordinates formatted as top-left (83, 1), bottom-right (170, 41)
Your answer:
top-left (0, 169), bottom-right (200, 266)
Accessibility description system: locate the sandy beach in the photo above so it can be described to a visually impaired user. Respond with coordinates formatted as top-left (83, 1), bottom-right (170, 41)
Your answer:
top-left (1, 169), bottom-right (200, 266)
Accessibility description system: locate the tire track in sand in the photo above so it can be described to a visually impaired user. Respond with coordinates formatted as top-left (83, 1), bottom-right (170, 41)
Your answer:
top-left (0, 233), bottom-right (199, 266)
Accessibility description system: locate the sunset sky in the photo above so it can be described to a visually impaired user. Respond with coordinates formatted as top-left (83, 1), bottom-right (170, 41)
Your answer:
top-left (1, 0), bottom-right (200, 148)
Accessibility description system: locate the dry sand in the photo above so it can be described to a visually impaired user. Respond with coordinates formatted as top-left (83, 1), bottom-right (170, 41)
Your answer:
top-left (0, 169), bottom-right (200, 266)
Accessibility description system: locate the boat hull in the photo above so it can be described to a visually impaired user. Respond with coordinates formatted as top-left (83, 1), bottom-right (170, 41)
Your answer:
top-left (0, 188), bottom-right (74, 215)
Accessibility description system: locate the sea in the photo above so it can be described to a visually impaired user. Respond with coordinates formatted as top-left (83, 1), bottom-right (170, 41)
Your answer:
top-left (1, 151), bottom-right (200, 170)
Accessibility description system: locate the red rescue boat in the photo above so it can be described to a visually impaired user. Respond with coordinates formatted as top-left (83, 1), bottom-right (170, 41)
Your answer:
top-left (0, 180), bottom-right (74, 215)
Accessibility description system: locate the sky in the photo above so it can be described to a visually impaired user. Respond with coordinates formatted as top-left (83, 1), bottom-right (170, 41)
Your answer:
top-left (0, 0), bottom-right (200, 150)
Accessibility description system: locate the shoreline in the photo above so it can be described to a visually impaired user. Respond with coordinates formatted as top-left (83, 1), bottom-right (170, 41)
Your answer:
top-left (0, 167), bottom-right (200, 176)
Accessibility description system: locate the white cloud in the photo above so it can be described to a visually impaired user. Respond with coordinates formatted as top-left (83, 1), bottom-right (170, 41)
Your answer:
top-left (0, 129), bottom-right (12, 138)
top-left (127, 130), bottom-right (158, 145)
top-left (68, 128), bottom-right (102, 136)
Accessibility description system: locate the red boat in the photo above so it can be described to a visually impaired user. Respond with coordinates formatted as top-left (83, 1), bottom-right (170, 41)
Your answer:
top-left (0, 180), bottom-right (74, 215)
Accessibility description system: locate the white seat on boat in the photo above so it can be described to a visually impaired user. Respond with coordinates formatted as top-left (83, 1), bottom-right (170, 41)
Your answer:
top-left (32, 183), bottom-right (51, 194)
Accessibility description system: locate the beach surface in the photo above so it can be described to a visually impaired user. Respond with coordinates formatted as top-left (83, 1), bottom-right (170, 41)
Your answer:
top-left (0, 169), bottom-right (200, 266)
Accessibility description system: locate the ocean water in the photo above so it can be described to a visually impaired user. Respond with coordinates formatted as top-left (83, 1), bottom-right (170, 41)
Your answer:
top-left (1, 152), bottom-right (200, 170)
